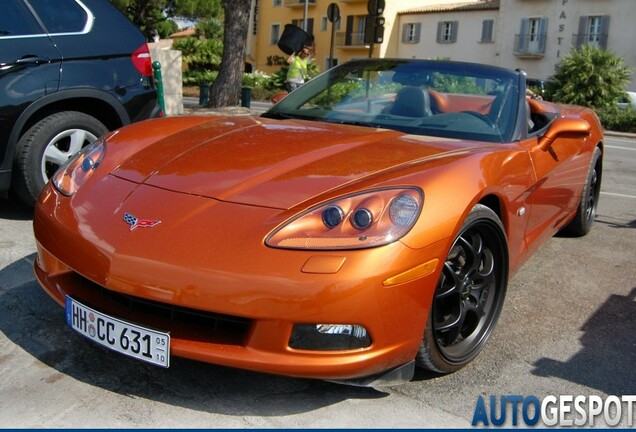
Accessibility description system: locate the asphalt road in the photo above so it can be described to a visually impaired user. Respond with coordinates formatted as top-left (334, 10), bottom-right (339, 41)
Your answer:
top-left (0, 133), bottom-right (634, 428)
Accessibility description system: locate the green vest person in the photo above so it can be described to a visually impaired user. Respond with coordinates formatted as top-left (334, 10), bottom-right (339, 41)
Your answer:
top-left (286, 47), bottom-right (311, 93)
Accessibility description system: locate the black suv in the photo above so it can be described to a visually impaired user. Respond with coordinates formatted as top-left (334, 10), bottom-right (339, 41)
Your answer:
top-left (1, 0), bottom-right (158, 206)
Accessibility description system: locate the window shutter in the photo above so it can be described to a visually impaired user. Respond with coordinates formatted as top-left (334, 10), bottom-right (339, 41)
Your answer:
top-left (345, 15), bottom-right (353, 45)
top-left (538, 17), bottom-right (548, 52)
top-left (414, 23), bottom-right (421, 44)
top-left (576, 16), bottom-right (587, 48)
top-left (307, 18), bottom-right (314, 36)
top-left (450, 21), bottom-right (458, 43)
top-left (599, 15), bottom-right (610, 49)
top-left (481, 19), bottom-right (494, 42)
top-left (436, 21), bottom-right (443, 43)
top-left (402, 23), bottom-right (408, 43)
top-left (518, 18), bottom-right (528, 52)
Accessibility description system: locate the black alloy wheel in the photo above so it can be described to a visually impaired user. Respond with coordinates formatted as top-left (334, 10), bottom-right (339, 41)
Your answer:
top-left (417, 204), bottom-right (508, 373)
top-left (561, 146), bottom-right (602, 237)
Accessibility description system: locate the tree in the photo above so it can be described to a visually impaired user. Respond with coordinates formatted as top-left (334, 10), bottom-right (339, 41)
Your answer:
top-left (110, 0), bottom-right (222, 39)
top-left (208, 0), bottom-right (251, 107)
top-left (110, 0), bottom-right (168, 38)
top-left (546, 45), bottom-right (632, 110)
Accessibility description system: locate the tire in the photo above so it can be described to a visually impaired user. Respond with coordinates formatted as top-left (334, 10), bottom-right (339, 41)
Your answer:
top-left (560, 147), bottom-right (602, 237)
top-left (417, 204), bottom-right (508, 373)
top-left (13, 111), bottom-right (108, 206)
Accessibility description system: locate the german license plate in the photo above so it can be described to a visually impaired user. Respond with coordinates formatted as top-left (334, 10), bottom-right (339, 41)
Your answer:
top-left (65, 296), bottom-right (170, 367)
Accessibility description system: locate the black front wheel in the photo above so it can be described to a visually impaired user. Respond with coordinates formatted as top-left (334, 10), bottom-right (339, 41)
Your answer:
top-left (417, 204), bottom-right (508, 373)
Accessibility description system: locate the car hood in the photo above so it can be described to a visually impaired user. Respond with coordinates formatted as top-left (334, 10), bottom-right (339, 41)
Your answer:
top-left (111, 116), bottom-right (481, 209)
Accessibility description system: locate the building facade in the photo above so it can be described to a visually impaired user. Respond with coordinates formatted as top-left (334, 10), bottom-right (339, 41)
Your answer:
top-left (248, 0), bottom-right (636, 91)
top-left (393, 0), bottom-right (636, 91)
top-left (246, 0), bottom-right (462, 73)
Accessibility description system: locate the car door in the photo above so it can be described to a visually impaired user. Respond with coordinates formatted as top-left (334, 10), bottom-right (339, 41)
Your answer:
top-left (0, 0), bottom-right (61, 152)
top-left (521, 119), bottom-right (590, 254)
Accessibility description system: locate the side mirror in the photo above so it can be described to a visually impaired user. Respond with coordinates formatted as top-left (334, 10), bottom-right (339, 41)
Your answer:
top-left (538, 117), bottom-right (591, 151)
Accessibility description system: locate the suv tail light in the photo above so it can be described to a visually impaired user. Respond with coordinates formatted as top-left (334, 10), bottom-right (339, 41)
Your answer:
top-left (132, 43), bottom-right (153, 77)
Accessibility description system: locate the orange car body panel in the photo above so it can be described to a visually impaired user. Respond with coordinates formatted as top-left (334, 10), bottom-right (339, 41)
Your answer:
top-left (33, 105), bottom-right (603, 380)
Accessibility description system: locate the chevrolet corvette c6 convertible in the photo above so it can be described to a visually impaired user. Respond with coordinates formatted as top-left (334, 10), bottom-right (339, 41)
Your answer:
top-left (33, 59), bottom-right (603, 386)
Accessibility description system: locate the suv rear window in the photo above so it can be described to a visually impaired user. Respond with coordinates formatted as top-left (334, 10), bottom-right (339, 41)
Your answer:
top-left (28, 0), bottom-right (89, 34)
top-left (0, 0), bottom-right (44, 36)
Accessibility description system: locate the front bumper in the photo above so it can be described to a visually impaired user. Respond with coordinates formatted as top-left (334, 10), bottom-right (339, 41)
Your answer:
top-left (33, 178), bottom-right (445, 382)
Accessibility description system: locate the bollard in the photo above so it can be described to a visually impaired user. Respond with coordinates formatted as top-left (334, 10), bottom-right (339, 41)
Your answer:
top-left (152, 61), bottom-right (166, 116)
top-left (241, 86), bottom-right (252, 108)
top-left (199, 84), bottom-right (209, 106)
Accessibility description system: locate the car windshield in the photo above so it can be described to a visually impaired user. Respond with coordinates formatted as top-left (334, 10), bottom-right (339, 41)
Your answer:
top-left (263, 59), bottom-right (522, 143)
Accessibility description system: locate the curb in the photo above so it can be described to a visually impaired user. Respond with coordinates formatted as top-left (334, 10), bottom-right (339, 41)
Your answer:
top-left (604, 130), bottom-right (636, 139)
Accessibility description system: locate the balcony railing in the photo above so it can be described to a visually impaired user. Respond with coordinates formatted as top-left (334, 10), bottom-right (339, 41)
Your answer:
top-left (513, 33), bottom-right (547, 57)
top-left (283, 0), bottom-right (316, 7)
top-left (572, 33), bottom-right (608, 49)
top-left (335, 31), bottom-right (368, 48)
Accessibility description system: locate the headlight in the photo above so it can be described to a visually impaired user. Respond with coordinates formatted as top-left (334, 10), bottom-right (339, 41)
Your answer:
top-left (266, 187), bottom-right (423, 250)
top-left (52, 138), bottom-right (106, 196)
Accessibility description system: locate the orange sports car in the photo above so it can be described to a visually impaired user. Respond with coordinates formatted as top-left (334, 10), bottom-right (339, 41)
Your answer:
top-left (33, 59), bottom-right (603, 386)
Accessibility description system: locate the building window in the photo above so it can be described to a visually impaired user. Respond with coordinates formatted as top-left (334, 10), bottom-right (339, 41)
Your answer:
top-left (515, 17), bottom-right (547, 56)
top-left (574, 15), bottom-right (609, 49)
top-left (341, 15), bottom-right (366, 46)
top-left (480, 19), bottom-right (494, 43)
top-left (402, 23), bottom-right (421, 44)
top-left (270, 23), bottom-right (280, 45)
top-left (292, 18), bottom-right (314, 35)
top-left (273, 0), bottom-right (281, 6)
top-left (436, 21), bottom-right (458, 44)
top-left (321, 15), bottom-right (340, 31)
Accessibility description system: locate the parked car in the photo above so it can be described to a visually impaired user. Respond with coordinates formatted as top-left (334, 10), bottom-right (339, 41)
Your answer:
top-left (617, 91), bottom-right (636, 110)
top-left (526, 78), bottom-right (546, 98)
top-left (0, 0), bottom-right (158, 206)
top-left (34, 59), bottom-right (603, 386)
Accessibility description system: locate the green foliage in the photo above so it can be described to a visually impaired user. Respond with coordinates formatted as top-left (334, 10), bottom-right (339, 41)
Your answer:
top-left (196, 17), bottom-right (223, 39)
top-left (172, 0), bottom-right (222, 20)
top-left (110, 0), bottom-right (168, 38)
top-left (546, 45), bottom-right (632, 110)
top-left (311, 81), bottom-right (363, 106)
top-left (185, 70), bottom-right (279, 100)
top-left (431, 73), bottom-right (484, 94)
top-left (596, 107), bottom-right (636, 133)
top-left (241, 71), bottom-right (273, 89)
top-left (183, 70), bottom-right (218, 86)
top-left (155, 19), bottom-right (178, 39)
top-left (270, 68), bottom-right (287, 91)
top-left (109, 0), bottom-right (222, 39)
top-left (173, 37), bottom-right (223, 70)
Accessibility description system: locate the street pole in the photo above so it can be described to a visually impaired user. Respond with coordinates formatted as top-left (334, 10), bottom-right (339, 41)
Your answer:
top-left (327, 3), bottom-right (340, 69)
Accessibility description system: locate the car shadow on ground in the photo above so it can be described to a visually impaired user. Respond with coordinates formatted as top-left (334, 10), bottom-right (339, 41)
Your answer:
top-left (533, 215), bottom-right (636, 394)
top-left (0, 255), bottom-right (390, 417)
top-left (531, 286), bottom-right (636, 395)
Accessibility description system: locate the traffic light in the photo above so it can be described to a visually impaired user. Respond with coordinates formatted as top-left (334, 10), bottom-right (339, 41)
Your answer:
top-left (364, 16), bottom-right (385, 44)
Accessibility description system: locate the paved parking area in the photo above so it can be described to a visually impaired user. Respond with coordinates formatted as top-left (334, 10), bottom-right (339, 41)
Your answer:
top-left (0, 135), bottom-right (634, 428)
